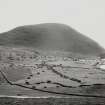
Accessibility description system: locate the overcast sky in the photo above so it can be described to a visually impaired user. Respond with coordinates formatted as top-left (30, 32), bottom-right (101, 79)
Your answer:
top-left (0, 0), bottom-right (105, 48)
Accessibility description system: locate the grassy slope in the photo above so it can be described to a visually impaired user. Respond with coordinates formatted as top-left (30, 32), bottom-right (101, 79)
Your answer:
top-left (0, 23), bottom-right (104, 57)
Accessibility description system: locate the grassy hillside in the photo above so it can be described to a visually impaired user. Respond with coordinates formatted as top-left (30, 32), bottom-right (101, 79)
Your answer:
top-left (0, 23), bottom-right (104, 57)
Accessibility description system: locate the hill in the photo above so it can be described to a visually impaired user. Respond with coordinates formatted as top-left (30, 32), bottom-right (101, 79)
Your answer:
top-left (0, 23), bottom-right (104, 57)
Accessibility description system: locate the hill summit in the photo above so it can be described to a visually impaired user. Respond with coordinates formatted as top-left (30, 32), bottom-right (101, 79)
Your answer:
top-left (0, 23), bottom-right (104, 57)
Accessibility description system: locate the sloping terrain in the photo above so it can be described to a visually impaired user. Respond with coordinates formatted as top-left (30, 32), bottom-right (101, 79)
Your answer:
top-left (0, 23), bottom-right (105, 57)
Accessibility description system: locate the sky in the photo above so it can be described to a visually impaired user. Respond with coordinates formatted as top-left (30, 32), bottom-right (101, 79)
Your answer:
top-left (0, 0), bottom-right (105, 48)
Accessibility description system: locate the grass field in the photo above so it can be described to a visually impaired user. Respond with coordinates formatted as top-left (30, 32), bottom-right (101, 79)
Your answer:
top-left (0, 46), bottom-right (105, 105)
